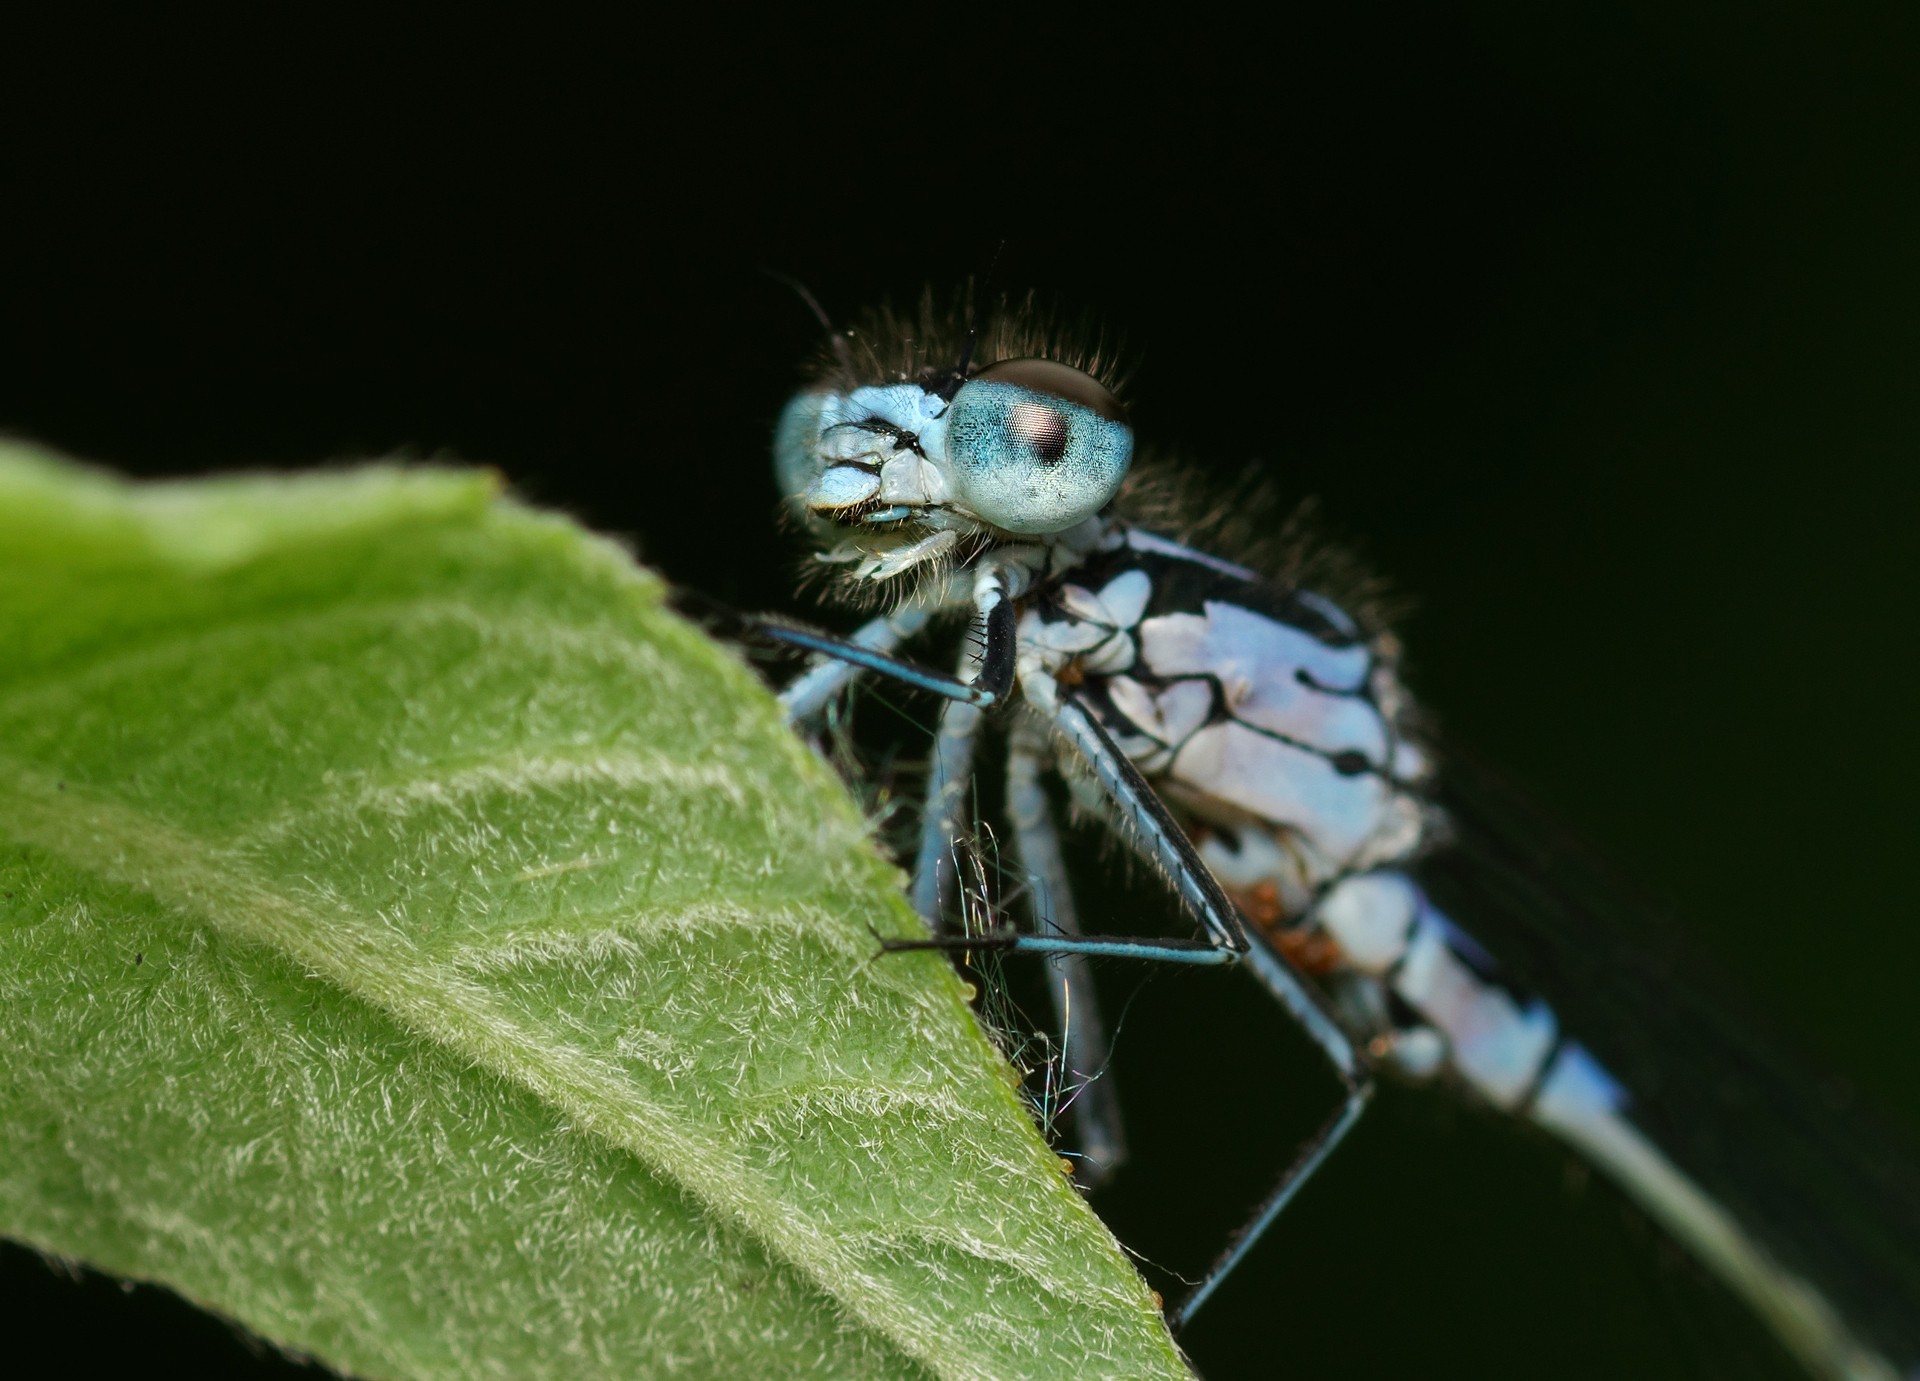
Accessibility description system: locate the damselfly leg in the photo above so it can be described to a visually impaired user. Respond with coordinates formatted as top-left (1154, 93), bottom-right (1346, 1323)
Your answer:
top-left (764, 614), bottom-right (993, 709)
top-left (909, 666), bottom-right (982, 927)
top-left (1005, 718), bottom-right (1125, 1186)
top-left (777, 607), bottom-right (930, 721)
top-left (771, 618), bottom-right (1374, 1325)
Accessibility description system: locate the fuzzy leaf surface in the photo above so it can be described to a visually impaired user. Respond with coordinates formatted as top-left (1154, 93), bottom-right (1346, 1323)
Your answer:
top-left (0, 446), bottom-right (1187, 1380)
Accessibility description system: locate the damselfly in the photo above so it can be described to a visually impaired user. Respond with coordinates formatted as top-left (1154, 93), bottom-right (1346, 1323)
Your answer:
top-left (752, 291), bottom-right (1920, 1380)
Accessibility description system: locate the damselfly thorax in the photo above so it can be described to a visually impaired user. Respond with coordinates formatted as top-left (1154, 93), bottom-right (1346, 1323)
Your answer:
top-left (753, 293), bottom-right (1916, 1381)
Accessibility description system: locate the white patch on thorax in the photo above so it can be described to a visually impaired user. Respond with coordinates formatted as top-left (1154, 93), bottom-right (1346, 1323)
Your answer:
top-left (1138, 601), bottom-right (1389, 767)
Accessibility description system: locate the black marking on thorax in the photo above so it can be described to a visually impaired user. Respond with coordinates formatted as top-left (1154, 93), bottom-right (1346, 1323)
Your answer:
top-left (1047, 539), bottom-right (1398, 782)
top-left (1056, 536), bottom-right (1366, 649)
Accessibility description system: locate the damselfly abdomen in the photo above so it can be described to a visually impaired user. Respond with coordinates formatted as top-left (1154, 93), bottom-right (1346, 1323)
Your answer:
top-left (758, 292), bottom-right (1920, 1381)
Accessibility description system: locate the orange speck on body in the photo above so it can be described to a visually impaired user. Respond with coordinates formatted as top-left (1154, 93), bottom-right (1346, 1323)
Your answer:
top-left (1276, 926), bottom-right (1345, 976)
top-left (1243, 880), bottom-right (1286, 928)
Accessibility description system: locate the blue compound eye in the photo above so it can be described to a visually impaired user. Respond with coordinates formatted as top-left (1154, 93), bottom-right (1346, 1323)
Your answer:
top-left (944, 359), bottom-right (1133, 534)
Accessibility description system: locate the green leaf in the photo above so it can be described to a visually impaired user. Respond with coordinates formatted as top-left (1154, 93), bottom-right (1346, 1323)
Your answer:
top-left (0, 444), bottom-right (1188, 1380)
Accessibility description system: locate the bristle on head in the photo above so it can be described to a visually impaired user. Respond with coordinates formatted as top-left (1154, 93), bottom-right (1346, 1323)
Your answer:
top-left (803, 285), bottom-right (1129, 398)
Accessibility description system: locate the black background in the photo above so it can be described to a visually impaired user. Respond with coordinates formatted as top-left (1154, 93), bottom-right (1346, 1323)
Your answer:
top-left (3, 6), bottom-right (1917, 1378)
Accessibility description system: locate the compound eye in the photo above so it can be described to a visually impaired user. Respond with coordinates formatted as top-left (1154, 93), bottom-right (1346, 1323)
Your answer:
top-left (971, 357), bottom-right (1128, 423)
top-left (944, 360), bottom-right (1132, 534)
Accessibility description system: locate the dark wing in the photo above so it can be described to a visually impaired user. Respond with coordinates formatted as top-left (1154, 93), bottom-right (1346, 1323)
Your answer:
top-left (1419, 749), bottom-right (1920, 1368)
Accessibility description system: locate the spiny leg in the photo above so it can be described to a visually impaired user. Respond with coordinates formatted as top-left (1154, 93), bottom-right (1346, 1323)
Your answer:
top-left (768, 599), bottom-right (1368, 1316)
top-left (880, 696), bottom-right (1332, 982)
top-left (909, 674), bottom-right (983, 926)
top-left (1050, 694), bottom-right (1365, 1079)
top-left (771, 606), bottom-right (1000, 925)
top-left (1006, 723), bottom-right (1128, 1188)
top-left (1169, 1080), bottom-right (1372, 1330)
top-left (867, 685), bottom-right (1373, 1315)
top-left (1046, 692), bottom-right (1374, 1327)
top-left (882, 693), bottom-right (1269, 968)
top-left (776, 607), bottom-right (930, 722)
top-left (760, 598), bottom-right (1017, 713)
top-left (881, 699), bottom-right (1373, 1296)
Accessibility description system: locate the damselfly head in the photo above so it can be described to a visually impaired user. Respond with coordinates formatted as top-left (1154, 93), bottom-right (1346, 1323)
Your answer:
top-left (773, 292), bottom-right (1134, 585)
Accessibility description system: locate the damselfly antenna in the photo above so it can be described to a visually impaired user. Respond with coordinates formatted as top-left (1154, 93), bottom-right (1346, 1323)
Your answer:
top-left (766, 270), bottom-right (854, 377)
top-left (950, 242), bottom-right (1006, 389)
